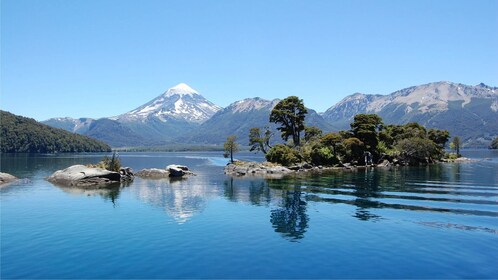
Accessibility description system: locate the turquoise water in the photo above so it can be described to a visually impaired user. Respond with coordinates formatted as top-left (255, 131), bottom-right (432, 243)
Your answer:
top-left (1, 151), bottom-right (498, 279)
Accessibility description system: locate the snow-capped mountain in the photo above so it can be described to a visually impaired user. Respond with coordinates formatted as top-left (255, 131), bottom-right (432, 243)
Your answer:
top-left (116, 83), bottom-right (221, 123)
top-left (322, 81), bottom-right (498, 146)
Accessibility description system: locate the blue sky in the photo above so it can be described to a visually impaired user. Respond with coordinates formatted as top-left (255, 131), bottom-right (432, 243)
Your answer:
top-left (1, 0), bottom-right (497, 121)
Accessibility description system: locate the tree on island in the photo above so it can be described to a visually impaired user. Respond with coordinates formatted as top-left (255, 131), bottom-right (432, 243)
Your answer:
top-left (450, 136), bottom-right (461, 157)
top-left (269, 96), bottom-right (308, 147)
top-left (224, 135), bottom-right (239, 163)
top-left (350, 114), bottom-right (383, 161)
top-left (249, 127), bottom-right (273, 154)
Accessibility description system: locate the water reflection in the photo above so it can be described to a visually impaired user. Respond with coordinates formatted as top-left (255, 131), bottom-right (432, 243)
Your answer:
top-left (223, 177), bottom-right (273, 206)
top-left (270, 188), bottom-right (309, 241)
top-left (131, 177), bottom-right (219, 224)
top-left (56, 183), bottom-right (123, 206)
top-left (224, 177), bottom-right (310, 241)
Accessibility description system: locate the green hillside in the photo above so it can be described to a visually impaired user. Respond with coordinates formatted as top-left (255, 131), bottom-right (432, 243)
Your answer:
top-left (1, 110), bottom-right (111, 153)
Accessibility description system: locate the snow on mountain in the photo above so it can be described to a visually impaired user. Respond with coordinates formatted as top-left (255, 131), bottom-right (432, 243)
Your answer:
top-left (322, 81), bottom-right (498, 146)
top-left (117, 83), bottom-right (221, 123)
top-left (228, 97), bottom-right (280, 113)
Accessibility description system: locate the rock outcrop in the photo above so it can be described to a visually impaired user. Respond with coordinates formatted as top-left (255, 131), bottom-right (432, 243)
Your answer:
top-left (0, 172), bottom-right (18, 187)
top-left (47, 165), bottom-right (134, 187)
top-left (135, 168), bottom-right (171, 178)
top-left (224, 162), bottom-right (293, 178)
top-left (135, 165), bottom-right (194, 178)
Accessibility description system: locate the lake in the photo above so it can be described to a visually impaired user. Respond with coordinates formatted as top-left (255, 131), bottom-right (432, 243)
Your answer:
top-left (1, 150), bottom-right (497, 279)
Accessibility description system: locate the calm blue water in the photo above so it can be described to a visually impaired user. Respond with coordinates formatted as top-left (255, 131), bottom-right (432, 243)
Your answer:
top-left (1, 150), bottom-right (498, 279)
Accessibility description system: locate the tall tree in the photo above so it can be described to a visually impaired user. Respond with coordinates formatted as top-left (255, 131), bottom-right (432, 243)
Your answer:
top-left (350, 114), bottom-right (383, 153)
top-left (249, 127), bottom-right (273, 154)
top-left (269, 96), bottom-right (308, 146)
top-left (451, 136), bottom-right (461, 157)
top-left (223, 135), bottom-right (239, 163)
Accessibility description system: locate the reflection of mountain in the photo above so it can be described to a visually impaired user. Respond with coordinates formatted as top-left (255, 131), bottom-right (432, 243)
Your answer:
top-left (131, 177), bottom-right (220, 224)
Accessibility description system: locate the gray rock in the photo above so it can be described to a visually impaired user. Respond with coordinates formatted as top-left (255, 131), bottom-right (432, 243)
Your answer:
top-left (0, 172), bottom-right (18, 187)
top-left (47, 165), bottom-right (124, 187)
top-left (119, 167), bottom-right (134, 181)
top-left (376, 159), bottom-right (391, 167)
top-left (136, 168), bottom-right (170, 178)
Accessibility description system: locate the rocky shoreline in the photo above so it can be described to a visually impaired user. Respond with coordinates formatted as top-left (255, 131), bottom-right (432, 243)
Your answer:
top-left (223, 156), bottom-right (476, 178)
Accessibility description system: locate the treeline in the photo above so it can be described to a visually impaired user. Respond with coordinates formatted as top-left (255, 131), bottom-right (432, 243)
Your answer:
top-left (1, 110), bottom-right (111, 153)
top-left (242, 96), bottom-right (453, 166)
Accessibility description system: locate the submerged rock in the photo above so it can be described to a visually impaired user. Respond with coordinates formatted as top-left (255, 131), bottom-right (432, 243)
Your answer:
top-left (0, 172), bottom-right (18, 187)
top-left (47, 165), bottom-right (133, 187)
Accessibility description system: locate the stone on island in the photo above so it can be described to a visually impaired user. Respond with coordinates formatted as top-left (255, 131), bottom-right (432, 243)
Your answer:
top-left (47, 165), bottom-right (134, 187)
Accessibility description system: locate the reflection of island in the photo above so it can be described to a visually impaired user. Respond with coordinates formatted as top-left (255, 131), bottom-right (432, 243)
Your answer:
top-left (270, 188), bottom-right (309, 241)
top-left (56, 183), bottom-right (123, 206)
top-left (131, 177), bottom-right (220, 224)
top-left (225, 177), bottom-right (309, 241)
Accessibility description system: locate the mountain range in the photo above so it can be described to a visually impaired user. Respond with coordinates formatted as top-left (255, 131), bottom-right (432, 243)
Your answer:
top-left (43, 81), bottom-right (498, 148)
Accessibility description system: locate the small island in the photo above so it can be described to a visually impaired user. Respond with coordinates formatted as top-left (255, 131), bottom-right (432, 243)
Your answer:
top-left (224, 96), bottom-right (460, 177)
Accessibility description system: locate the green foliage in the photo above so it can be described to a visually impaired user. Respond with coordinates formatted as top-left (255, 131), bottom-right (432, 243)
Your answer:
top-left (397, 137), bottom-right (438, 165)
top-left (265, 144), bottom-right (302, 166)
top-left (304, 126), bottom-right (322, 143)
top-left (350, 114), bottom-right (383, 158)
top-left (428, 129), bottom-right (450, 148)
top-left (93, 152), bottom-right (122, 172)
top-left (223, 135), bottom-right (239, 163)
top-left (309, 145), bottom-right (339, 166)
top-left (342, 137), bottom-right (364, 163)
top-left (269, 96), bottom-right (308, 146)
top-left (490, 137), bottom-right (498, 149)
top-left (248, 127), bottom-right (273, 154)
top-left (321, 132), bottom-right (343, 157)
top-left (0, 110), bottom-right (111, 153)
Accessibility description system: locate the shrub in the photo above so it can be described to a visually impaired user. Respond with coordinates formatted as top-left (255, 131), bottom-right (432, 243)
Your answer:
top-left (266, 144), bottom-right (302, 166)
top-left (397, 137), bottom-right (438, 164)
top-left (310, 146), bottom-right (339, 166)
top-left (91, 152), bottom-right (122, 172)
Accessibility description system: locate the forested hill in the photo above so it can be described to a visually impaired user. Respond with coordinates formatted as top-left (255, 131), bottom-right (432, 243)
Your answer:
top-left (0, 110), bottom-right (111, 153)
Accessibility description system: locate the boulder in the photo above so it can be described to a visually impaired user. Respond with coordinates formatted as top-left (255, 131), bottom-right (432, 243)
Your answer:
top-left (0, 172), bottom-right (18, 186)
top-left (47, 165), bottom-right (126, 187)
top-left (376, 159), bottom-right (391, 168)
top-left (168, 166), bottom-right (186, 177)
top-left (120, 167), bottom-right (135, 181)
top-left (136, 168), bottom-right (170, 178)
